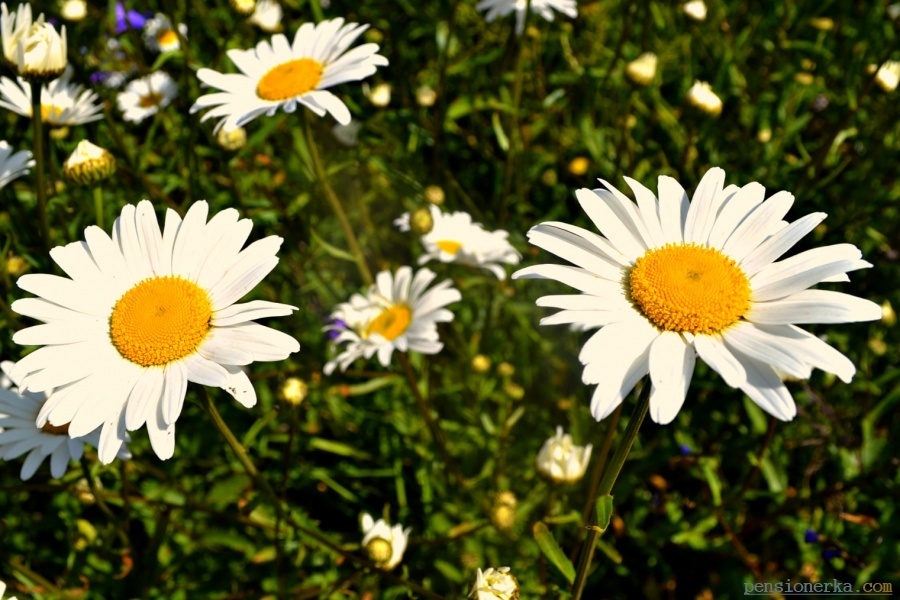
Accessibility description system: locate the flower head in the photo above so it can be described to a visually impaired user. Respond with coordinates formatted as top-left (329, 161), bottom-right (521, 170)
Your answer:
top-left (805, 528), bottom-right (820, 543)
top-left (0, 66), bottom-right (103, 126)
top-left (686, 80), bottom-right (723, 116)
top-left (191, 18), bottom-right (388, 132)
top-left (61, 0), bottom-right (87, 21)
top-left (248, 0), bottom-right (282, 32)
top-left (117, 71), bottom-right (178, 123)
top-left (143, 13), bottom-right (187, 53)
top-left (395, 205), bottom-right (521, 280)
top-left (0, 360), bottom-right (131, 480)
top-left (0, 3), bottom-right (67, 81)
top-left (360, 513), bottom-right (411, 570)
top-left (114, 2), bottom-right (147, 33)
top-left (63, 140), bottom-right (115, 186)
top-left (0, 140), bottom-right (33, 189)
top-left (626, 52), bottom-right (658, 86)
top-left (868, 60), bottom-right (899, 93)
top-left (514, 168), bottom-right (881, 424)
top-left (683, 0), bottom-right (707, 21)
top-left (10, 200), bottom-right (300, 462)
top-left (216, 125), bottom-right (247, 151)
top-left (536, 426), bottom-right (592, 483)
top-left (477, 0), bottom-right (577, 36)
top-left (323, 267), bottom-right (460, 374)
top-left (470, 567), bottom-right (519, 600)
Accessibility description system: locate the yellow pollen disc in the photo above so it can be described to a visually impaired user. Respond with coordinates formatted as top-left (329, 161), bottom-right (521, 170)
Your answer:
top-left (629, 243), bottom-right (751, 334)
top-left (436, 240), bottom-right (462, 255)
top-left (40, 104), bottom-right (64, 122)
top-left (257, 58), bottom-right (324, 101)
top-left (366, 305), bottom-right (412, 341)
top-left (139, 92), bottom-right (164, 108)
top-left (158, 30), bottom-right (179, 47)
top-left (41, 422), bottom-right (70, 435)
top-left (110, 276), bottom-right (212, 367)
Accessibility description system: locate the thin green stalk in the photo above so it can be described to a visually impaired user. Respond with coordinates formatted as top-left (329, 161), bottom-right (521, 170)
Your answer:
top-left (30, 81), bottom-right (51, 252)
top-left (304, 116), bottom-right (373, 285)
top-left (93, 186), bottom-right (104, 229)
top-left (80, 455), bottom-right (130, 548)
top-left (498, 10), bottom-right (529, 225)
top-left (571, 382), bottom-right (651, 600)
top-left (308, 0), bottom-right (325, 22)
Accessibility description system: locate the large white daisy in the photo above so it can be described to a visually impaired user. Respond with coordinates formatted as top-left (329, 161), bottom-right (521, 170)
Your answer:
top-left (0, 140), bottom-right (33, 189)
top-left (515, 168), bottom-right (881, 424)
top-left (0, 66), bottom-right (103, 126)
top-left (323, 267), bottom-right (460, 374)
top-left (10, 200), bottom-right (300, 463)
top-left (477, 0), bottom-right (577, 36)
top-left (395, 205), bottom-right (521, 280)
top-left (0, 360), bottom-right (131, 480)
top-left (190, 17), bottom-right (388, 132)
top-left (117, 71), bottom-right (178, 123)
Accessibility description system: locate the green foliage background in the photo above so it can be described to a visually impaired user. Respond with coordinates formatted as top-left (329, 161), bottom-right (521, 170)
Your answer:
top-left (1, 0), bottom-right (898, 598)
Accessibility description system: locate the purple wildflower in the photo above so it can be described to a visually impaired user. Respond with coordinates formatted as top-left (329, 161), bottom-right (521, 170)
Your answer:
top-left (804, 529), bottom-right (819, 543)
top-left (115, 3), bottom-right (147, 33)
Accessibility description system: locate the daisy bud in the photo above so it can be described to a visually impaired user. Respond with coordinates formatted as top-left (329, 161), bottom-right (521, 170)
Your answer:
top-left (216, 126), bottom-right (247, 151)
top-left (809, 17), bottom-right (834, 31)
top-left (416, 85), bottom-right (437, 107)
top-left (410, 207), bottom-right (434, 236)
top-left (503, 382), bottom-right (524, 400)
top-left (682, 0), bottom-right (707, 21)
top-left (686, 81), bottom-right (723, 117)
top-left (535, 427), bottom-right (592, 484)
top-left (881, 300), bottom-right (896, 326)
top-left (867, 61), bottom-right (899, 93)
top-left (231, 0), bottom-right (256, 16)
top-left (625, 52), bottom-right (658, 86)
top-left (63, 140), bottom-right (115, 186)
top-left (60, 0), bottom-right (87, 21)
top-left (496, 362), bottom-right (515, 377)
top-left (5, 254), bottom-right (28, 277)
top-left (360, 513), bottom-right (411, 570)
top-left (248, 0), bottom-right (282, 33)
top-left (14, 18), bottom-right (68, 81)
top-left (366, 82), bottom-right (391, 107)
top-left (470, 567), bottom-right (520, 600)
top-left (472, 354), bottom-right (492, 373)
top-left (567, 156), bottom-right (589, 176)
top-left (279, 377), bottom-right (308, 406)
top-left (490, 491), bottom-right (517, 531)
top-left (795, 72), bottom-right (814, 85)
top-left (424, 184), bottom-right (445, 205)
top-left (757, 128), bottom-right (772, 143)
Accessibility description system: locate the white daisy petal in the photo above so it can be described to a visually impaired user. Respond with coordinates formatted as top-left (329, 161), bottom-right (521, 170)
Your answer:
top-left (648, 331), bottom-right (695, 424)
top-left (683, 166), bottom-right (725, 244)
top-left (657, 175), bottom-right (690, 243)
top-left (745, 289), bottom-right (881, 324)
top-left (221, 365), bottom-right (257, 408)
top-left (722, 322), bottom-right (811, 380)
top-left (739, 212), bottom-right (827, 276)
top-left (693, 334), bottom-right (746, 388)
top-left (721, 191), bottom-right (794, 262)
top-left (575, 188), bottom-right (645, 261)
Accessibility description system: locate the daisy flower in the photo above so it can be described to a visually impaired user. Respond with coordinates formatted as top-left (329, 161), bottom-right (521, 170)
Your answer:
top-left (470, 567), bottom-right (519, 600)
top-left (190, 17), bottom-right (388, 132)
top-left (142, 13), bottom-right (187, 53)
top-left (323, 266), bottom-right (460, 374)
top-left (0, 360), bottom-right (131, 480)
top-left (360, 513), bottom-right (411, 570)
top-left (535, 426), bottom-right (592, 484)
top-left (0, 66), bottom-right (103, 126)
top-left (248, 0), bottom-right (282, 33)
top-left (515, 168), bottom-right (881, 424)
top-left (10, 200), bottom-right (300, 462)
top-left (0, 140), bottom-right (33, 189)
top-left (395, 205), bottom-right (521, 280)
top-left (0, 2), bottom-right (67, 80)
top-left (477, 0), bottom-right (577, 36)
top-left (117, 71), bottom-right (177, 123)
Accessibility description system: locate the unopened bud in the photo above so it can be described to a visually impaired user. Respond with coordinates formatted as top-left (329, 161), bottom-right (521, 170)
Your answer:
top-left (63, 140), bottom-right (115, 186)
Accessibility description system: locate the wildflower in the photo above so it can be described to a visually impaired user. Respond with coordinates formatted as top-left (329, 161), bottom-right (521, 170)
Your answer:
top-left (625, 52), bottom-right (657, 86)
top-left (514, 168), bottom-right (881, 423)
top-left (686, 80), bottom-right (723, 116)
top-left (143, 13), bottom-right (187, 53)
top-left (478, 0), bottom-right (577, 36)
top-left (0, 140), bottom-right (33, 189)
top-left (805, 529), bottom-right (820, 543)
top-left (365, 82), bottom-right (391, 107)
top-left (10, 200), bottom-right (300, 462)
top-left (490, 491), bottom-right (517, 531)
top-left (0, 2), bottom-right (67, 81)
top-left (191, 18), bottom-right (388, 132)
top-left (416, 85), bottom-right (436, 107)
top-left (868, 61), bottom-right (899, 93)
top-left (248, 0), bottom-right (282, 32)
top-left (216, 126), bottom-right (247, 151)
top-left (360, 513), bottom-right (411, 570)
top-left (5, 254), bottom-right (28, 277)
top-left (323, 267), bottom-right (460, 374)
top-left (809, 17), bottom-right (834, 31)
top-left (497, 362), bottom-right (515, 377)
top-left (0, 360), bottom-right (132, 480)
top-left (60, 0), bottom-right (87, 21)
top-left (536, 426), bottom-right (592, 483)
top-left (470, 567), bottom-right (519, 600)
top-left (394, 205), bottom-right (521, 280)
top-left (683, 0), bottom-right (707, 21)
top-left (117, 71), bottom-right (177, 123)
top-left (678, 443), bottom-right (692, 456)
top-left (472, 354), bottom-right (492, 373)
top-left (0, 66), bottom-right (103, 126)
top-left (63, 140), bottom-right (115, 186)
top-left (114, 2), bottom-right (147, 33)
top-left (424, 185), bottom-right (445, 205)
top-left (279, 377), bottom-right (308, 405)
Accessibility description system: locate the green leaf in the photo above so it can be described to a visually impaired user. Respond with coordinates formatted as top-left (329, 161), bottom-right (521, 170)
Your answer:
top-left (532, 522), bottom-right (576, 583)
top-left (310, 230), bottom-right (358, 263)
top-left (492, 112), bottom-right (510, 152)
top-left (595, 495), bottom-right (614, 533)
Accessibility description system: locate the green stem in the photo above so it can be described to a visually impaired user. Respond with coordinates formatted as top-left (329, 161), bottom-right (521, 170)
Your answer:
top-left (79, 455), bottom-right (130, 548)
top-left (308, 0), bottom-right (325, 22)
top-left (498, 16), bottom-right (528, 225)
top-left (30, 81), bottom-right (51, 253)
top-left (571, 381), bottom-right (650, 600)
top-left (304, 116), bottom-right (373, 285)
top-left (93, 186), bottom-right (104, 229)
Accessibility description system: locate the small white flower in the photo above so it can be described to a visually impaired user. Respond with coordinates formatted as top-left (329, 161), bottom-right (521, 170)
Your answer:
top-left (470, 567), bottom-right (519, 600)
top-left (324, 266), bottom-right (460, 374)
top-left (682, 0), bottom-right (707, 21)
top-left (365, 82), bottom-right (391, 107)
top-left (0, 140), bottom-right (33, 190)
top-left (536, 426), bottom-right (592, 483)
top-left (143, 13), bottom-right (187, 53)
top-left (60, 0), bottom-right (87, 21)
top-left (117, 71), bottom-right (178, 123)
top-left (686, 80), bottom-right (723, 116)
top-left (395, 205), bottom-right (521, 280)
top-left (360, 513), bottom-right (411, 570)
top-left (625, 52), bottom-right (657, 86)
top-left (0, 66), bottom-right (103, 126)
top-left (477, 0), bottom-right (577, 36)
top-left (248, 0), bottom-right (282, 32)
top-left (869, 60), bottom-right (899, 93)
top-left (0, 360), bottom-right (132, 480)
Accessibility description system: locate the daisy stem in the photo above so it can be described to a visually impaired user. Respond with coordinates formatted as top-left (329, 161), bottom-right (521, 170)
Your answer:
top-left (308, 0), bottom-right (325, 22)
top-left (498, 13), bottom-right (529, 225)
top-left (29, 81), bottom-right (51, 253)
top-left (304, 116), bottom-right (374, 285)
top-left (79, 455), bottom-right (130, 548)
top-left (93, 186), bottom-right (105, 229)
top-left (571, 381), bottom-right (650, 600)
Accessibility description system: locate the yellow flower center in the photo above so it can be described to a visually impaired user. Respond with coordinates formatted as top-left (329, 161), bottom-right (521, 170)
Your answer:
top-left (139, 92), bottom-right (164, 108)
top-left (109, 276), bottom-right (212, 367)
top-left (157, 29), bottom-right (179, 47)
top-left (40, 103), bottom-right (64, 122)
top-left (41, 422), bottom-right (70, 435)
top-left (629, 243), bottom-right (750, 334)
top-left (436, 240), bottom-right (462, 255)
top-left (365, 305), bottom-right (412, 341)
top-left (256, 58), bottom-right (324, 101)
top-left (366, 538), bottom-right (393, 564)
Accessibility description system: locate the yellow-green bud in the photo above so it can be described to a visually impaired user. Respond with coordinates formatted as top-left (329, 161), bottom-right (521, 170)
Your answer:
top-left (231, 0), bottom-right (256, 15)
top-left (5, 254), bottom-right (28, 277)
top-left (366, 537), bottom-right (393, 564)
top-left (882, 300), bottom-right (896, 326)
top-left (471, 354), bottom-right (491, 373)
top-left (490, 491), bottom-right (517, 531)
top-left (503, 382), bottom-right (525, 400)
top-left (279, 377), bottom-right (308, 405)
top-left (410, 207), bottom-right (434, 236)
top-left (216, 126), bottom-right (247, 151)
top-left (63, 140), bottom-right (115, 186)
top-left (424, 185), bottom-right (445, 206)
top-left (496, 362), bottom-right (515, 377)
top-left (568, 156), bottom-right (589, 176)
